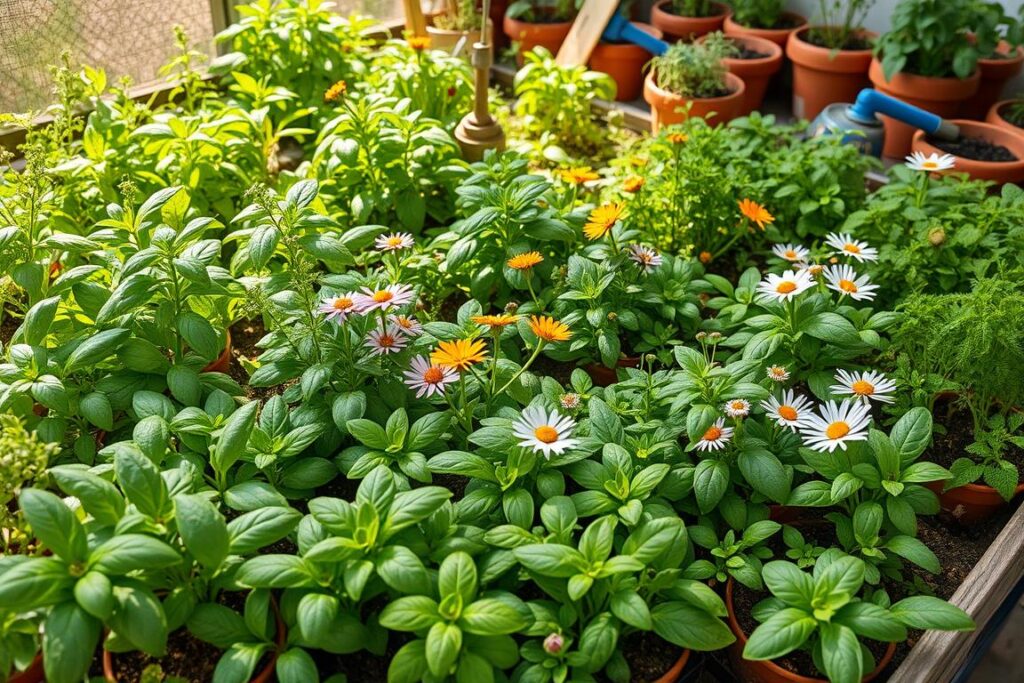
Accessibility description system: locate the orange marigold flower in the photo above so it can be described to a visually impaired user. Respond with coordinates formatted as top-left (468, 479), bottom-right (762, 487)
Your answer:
top-left (408, 36), bottom-right (431, 51)
top-left (558, 166), bottom-right (600, 184)
top-left (507, 251), bottom-right (544, 270)
top-left (699, 251), bottom-right (713, 264)
top-left (667, 132), bottom-right (688, 144)
top-left (529, 315), bottom-right (572, 343)
top-left (738, 198), bottom-right (774, 230)
top-left (583, 202), bottom-right (625, 241)
top-left (324, 80), bottom-right (347, 103)
top-left (472, 314), bottom-right (520, 328)
top-left (623, 176), bottom-right (645, 193)
top-left (431, 338), bottom-right (488, 371)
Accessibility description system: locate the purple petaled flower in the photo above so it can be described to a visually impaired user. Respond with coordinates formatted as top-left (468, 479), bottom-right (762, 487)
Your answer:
top-left (365, 325), bottom-right (408, 355)
top-left (390, 314), bottom-right (423, 337)
top-left (317, 292), bottom-right (359, 323)
top-left (403, 356), bottom-right (458, 398)
top-left (628, 244), bottom-right (662, 273)
top-left (353, 283), bottom-right (416, 313)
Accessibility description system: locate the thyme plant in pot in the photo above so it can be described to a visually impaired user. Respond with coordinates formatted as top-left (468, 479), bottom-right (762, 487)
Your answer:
top-left (651, 0), bottom-right (730, 42)
top-left (504, 0), bottom-right (578, 66)
top-left (644, 34), bottom-right (746, 131)
top-left (697, 30), bottom-right (783, 115)
top-left (723, 0), bottom-right (808, 48)
top-left (871, 0), bottom-right (982, 158)
top-left (786, 0), bottom-right (877, 121)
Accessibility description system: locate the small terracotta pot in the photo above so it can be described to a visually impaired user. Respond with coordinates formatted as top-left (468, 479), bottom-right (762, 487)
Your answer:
top-left (700, 33), bottom-right (782, 115)
top-left (201, 330), bottom-right (233, 374)
top-left (868, 59), bottom-right (980, 158)
top-left (589, 23), bottom-right (663, 102)
top-left (925, 480), bottom-right (1024, 524)
top-left (653, 648), bottom-right (692, 683)
top-left (9, 654), bottom-right (44, 683)
top-left (584, 356), bottom-right (641, 387)
top-left (650, 1), bottom-right (728, 42)
top-left (911, 119), bottom-right (1024, 185)
top-left (725, 579), bottom-right (896, 683)
top-left (964, 41), bottom-right (1024, 120)
top-left (723, 11), bottom-right (808, 49)
top-left (786, 27), bottom-right (875, 121)
top-left (644, 70), bottom-right (746, 132)
top-left (426, 19), bottom-right (494, 57)
top-left (986, 99), bottom-right (1024, 133)
top-left (503, 15), bottom-right (573, 66)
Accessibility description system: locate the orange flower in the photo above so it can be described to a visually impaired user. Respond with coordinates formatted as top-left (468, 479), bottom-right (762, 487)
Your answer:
top-left (623, 176), bottom-right (645, 193)
top-left (583, 202), bottom-right (625, 241)
top-left (472, 314), bottom-right (520, 328)
top-left (699, 251), bottom-right (713, 264)
top-left (529, 316), bottom-right (571, 343)
top-left (738, 199), bottom-right (774, 230)
top-left (507, 251), bottom-right (543, 270)
top-left (324, 80), bottom-right (347, 103)
top-left (667, 132), bottom-right (688, 144)
top-left (558, 166), bottom-right (600, 184)
top-left (431, 338), bottom-right (488, 371)
top-left (408, 36), bottom-right (431, 51)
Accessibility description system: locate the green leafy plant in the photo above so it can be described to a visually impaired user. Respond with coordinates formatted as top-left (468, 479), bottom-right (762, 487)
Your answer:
top-left (876, 0), bottom-right (980, 79)
top-left (729, 0), bottom-right (787, 29)
top-left (806, 0), bottom-right (876, 50)
top-left (650, 34), bottom-right (736, 99)
top-left (671, 0), bottom-right (719, 18)
top-left (506, 0), bottom-right (580, 23)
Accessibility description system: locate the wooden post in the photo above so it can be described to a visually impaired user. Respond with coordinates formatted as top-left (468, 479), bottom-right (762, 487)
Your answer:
top-left (402, 0), bottom-right (427, 37)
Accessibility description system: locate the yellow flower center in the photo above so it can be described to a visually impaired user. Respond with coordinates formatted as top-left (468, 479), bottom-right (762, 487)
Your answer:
top-left (851, 380), bottom-right (874, 396)
top-left (777, 405), bottom-right (798, 421)
top-left (373, 291), bottom-right (394, 303)
top-left (333, 297), bottom-right (353, 310)
top-left (378, 334), bottom-right (396, 347)
top-left (784, 250), bottom-right (797, 259)
top-left (534, 426), bottom-right (559, 443)
top-left (776, 281), bottom-right (798, 294)
top-left (387, 237), bottom-right (404, 247)
top-left (731, 401), bottom-right (746, 411)
top-left (423, 367), bottom-right (444, 383)
top-left (702, 425), bottom-right (723, 441)
top-left (922, 161), bottom-right (938, 169)
top-left (825, 421), bottom-right (850, 439)
top-left (844, 243), bottom-right (861, 254)
top-left (838, 279), bottom-right (858, 293)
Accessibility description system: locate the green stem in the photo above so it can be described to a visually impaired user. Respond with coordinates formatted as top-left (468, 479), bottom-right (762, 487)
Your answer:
top-left (496, 341), bottom-right (546, 396)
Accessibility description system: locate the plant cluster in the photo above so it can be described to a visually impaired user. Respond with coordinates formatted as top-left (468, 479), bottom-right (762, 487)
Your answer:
top-left (650, 34), bottom-right (735, 100)
top-left (729, 0), bottom-right (787, 29)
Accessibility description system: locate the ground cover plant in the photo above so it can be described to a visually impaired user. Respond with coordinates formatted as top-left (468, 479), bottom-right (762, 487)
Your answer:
top-left (3, 3), bottom-right (1022, 683)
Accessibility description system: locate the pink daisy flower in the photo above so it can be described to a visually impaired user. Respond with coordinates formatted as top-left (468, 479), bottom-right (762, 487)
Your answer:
top-left (317, 293), bottom-right (359, 323)
top-left (366, 325), bottom-right (408, 355)
top-left (375, 232), bottom-right (414, 252)
top-left (403, 356), bottom-right (457, 398)
top-left (390, 314), bottom-right (423, 337)
top-left (353, 284), bottom-right (415, 313)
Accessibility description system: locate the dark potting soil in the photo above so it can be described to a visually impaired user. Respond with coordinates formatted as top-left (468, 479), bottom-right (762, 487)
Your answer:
top-left (89, 628), bottom-right (222, 683)
top-left (314, 632), bottom-right (409, 682)
top-left (926, 403), bottom-right (1024, 484)
top-left (228, 318), bottom-right (285, 402)
top-left (804, 31), bottom-right (872, 51)
top-left (606, 630), bottom-right (685, 682)
top-left (430, 473), bottom-right (469, 500)
top-left (531, 353), bottom-right (576, 386)
top-left (732, 47), bottom-right (770, 60)
top-left (925, 135), bottom-right (1018, 162)
top-left (0, 312), bottom-right (19, 348)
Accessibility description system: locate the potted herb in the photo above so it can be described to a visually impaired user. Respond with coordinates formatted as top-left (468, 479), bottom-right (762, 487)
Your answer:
top-left (504, 0), bottom-right (579, 66)
top-left (786, 0), bottom-right (878, 121)
top-left (963, 1), bottom-right (1024, 119)
top-left (723, 0), bottom-right (808, 48)
top-left (644, 35), bottom-right (747, 131)
top-left (427, 0), bottom-right (490, 56)
top-left (651, 0), bottom-right (730, 42)
top-left (871, 0), bottom-right (982, 158)
top-left (697, 30), bottom-right (783, 115)
top-left (986, 95), bottom-right (1024, 131)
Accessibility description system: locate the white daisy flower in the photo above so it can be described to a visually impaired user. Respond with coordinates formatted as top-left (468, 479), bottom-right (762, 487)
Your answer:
top-left (628, 244), bottom-right (663, 273)
top-left (375, 232), bottom-right (414, 252)
top-left (904, 151), bottom-right (955, 173)
top-left (766, 365), bottom-right (790, 382)
top-left (760, 390), bottom-right (814, 430)
top-left (317, 292), bottom-right (359, 323)
top-left (772, 243), bottom-right (809, 263)
top-left (353, 283), bottom-right (416, 313)
top-left (799, 400), bottom-right (872, 452)
top-left (390, 314), bottom-right (423, 337)
top-left (723, 398), bottom-right (750, 418)
top-left (694, 418), bottom-right (734, 452)
top-left (831, 369), bottom-right (896, 404)
top-left (756, 269), bottom-right (815, 303)
top-left (824, 233), bottom-right (878, 263)
top-left (512, 404), bottom-right (579, 459)
top-left (365, 325), bottom-right (408, 355)
top-left (824, 264), bottom-right (879, 302)
top-left (403, 356), bottom-right (457, 398)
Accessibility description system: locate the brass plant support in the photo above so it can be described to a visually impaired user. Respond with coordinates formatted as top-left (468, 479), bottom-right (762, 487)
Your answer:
top-left (454, 0), bottom-right (505, 161)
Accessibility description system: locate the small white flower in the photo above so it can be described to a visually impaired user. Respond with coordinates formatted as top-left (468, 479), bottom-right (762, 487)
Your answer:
top-left (772, 243), bottom-right (809, 263)
top-left (766, 365), bottom-right (790, 382)
top-left (799, 400), bottom-right (872, 452)
top-left (390, 314), bottom-right (423, 337)
top-left (365, 325), bottom-right (408, 355)
top-left (760, 390), bottom-right (814, 430)
top-left (824, 264), bottom-right (879, 302)
top-left (723, 398), bottom-right (750, 418)
top-left (905, 151), bottom-right (956, 173)
top-left (756, 269), bottom-right (815, 303)
top-left (628, 244), bottom-right (663, 272)
top-left (376, 232), bottom-right (414, 252)
top-left (831, 369), bottom-right (896, 404)
top-left (354, 283), bottom-right (416, 312)
top-left (560, 393), bottom-right (581, 410)
top-left (512, 404), bottom-right (579, 459)
top-left (403, 356), bottom-right (457, 398)
top-left (694, 418), bottom-right (733, 451)
top-left (824, 232), bottom-right (878, 263)
top-left (317, 292), bottom-right (359, 323)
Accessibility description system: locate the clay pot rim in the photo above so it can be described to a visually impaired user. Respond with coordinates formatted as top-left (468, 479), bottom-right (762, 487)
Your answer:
top-left (789, 26), bottom-right (877, 55)
top-left (988, 99), bottom-right (1024, 126)
top-left (502, 14), bottom-right (574, 29)
top-left (645, 69), bottom-right (746, 104)
top-left (868, 57), bottom-right (981, 90)
top-left (725, 578), bottom-right (897, 683)
top-left (912, 119), bottom-right (1024, 170)
top-left (724, 11), bottom-right (808, 36)
top-left (8, 652), bottom-right (44, 683)
top-left (653, 648), bottom-right (692, 683)
top-left (652, 0), bottom-right (729, 21)
top-left (977, 40), bottom-right (1024, 66)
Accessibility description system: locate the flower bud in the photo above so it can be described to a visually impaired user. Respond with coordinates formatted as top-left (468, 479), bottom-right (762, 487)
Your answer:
top-left (505, 302), bottom-right (520, 314)
top-left (607, 312), bottom-right (617, 321)
top-left (699, 251), bottom-right (713, 264)
top-left (928, 228), bottom-right (946, 246)
top-left (560, 393), bottom-right (581, 410)
top-left (543, 633), bottom-right (564, 655)
top-left (645, 353), bottom-right (657, 364)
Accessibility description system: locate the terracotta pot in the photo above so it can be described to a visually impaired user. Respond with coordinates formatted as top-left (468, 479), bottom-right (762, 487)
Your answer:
top-left (786, 27), bottom-right (875, 121)
top-left (653, 648), bottom-right (692, 683)
top-left (723, 11), bottom-right (808, 49)
top-left (700, 33), bottom-right (782, 115)
top-left (911, 119), bottom-right (1024, 185)
top-left (644, 70), bottom-right (746, 132)
top-left (589, 23), bottom-right (663, 102)
top-left (9, 654), bottom-right (44, 683)
top-left (503, 15), bottom-right (573, 66)
top-left (650, 1), bottom-right (728, 42)
top-left (725, 579), bottom-right (896, 683)
top-left (425, 19), bottom-right (493, 57)
top-left (964, 41), bottom-right (1024, 120)
top-left (584, 355), bottom-right (641, 387)
top-left (867, 59), bottom-right (980, 158)
top-left (201, 330), bottom-right (233, 374)
top-left (925, 480), bottom-right (1024, 524)
top-left (986, 99), bottom-right (1024, 134)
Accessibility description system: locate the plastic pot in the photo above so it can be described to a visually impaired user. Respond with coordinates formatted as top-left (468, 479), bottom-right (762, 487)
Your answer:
top-left (653, 648), bottom-right (692, 683)
top-left (503, 15), bottom-right (573, 66)
top-left (9, 654), bottom-right (44, 683)
top-left (644, 71), bottom-right (746, 132)
top-left (964, 41), bottom-right (1024, 120)
top-left (725, 579), bottom-right (896, 683)
top-left (702, 33), bottom-right (782, 115)
top-left (723, 11), bottom-right (808, 49)
top-left (650, 1), bottom-right (728, 42)
top-left (867, 59), bottom-right (980, 158)
top-left (786, 27), bottom-right (875, 121)
top-left (584, 355), bottom-right (641, 387)
top-left (589, 23), bottom-right (663, 102)
top-left (911, 119), bottom-right (1024, 185)
top-left (201, 330), bottom-right (233, 374)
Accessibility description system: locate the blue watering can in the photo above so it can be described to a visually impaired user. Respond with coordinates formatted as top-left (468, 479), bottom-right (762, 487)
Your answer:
top-left (602, 13), bottom-right (669, 56)
top-left (809, 89), bottom-right (960, 157)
